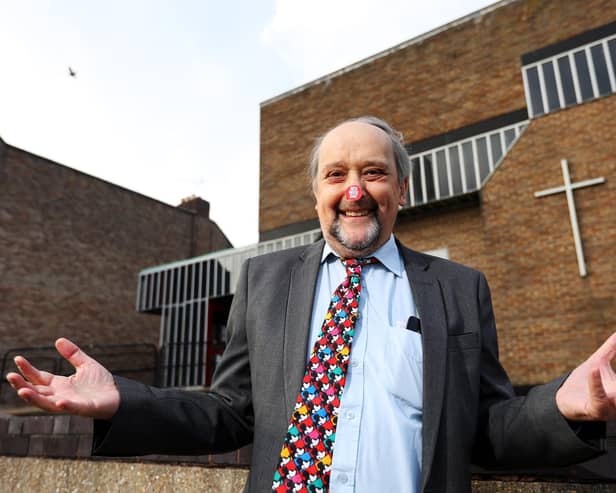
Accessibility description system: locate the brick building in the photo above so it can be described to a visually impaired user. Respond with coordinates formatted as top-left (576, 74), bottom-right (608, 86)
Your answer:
top-left (134, 0), bottom-right (616, 390)
top-left (136, 0), bottom-right (616, 390)
top-left (2, 0), bottom-right (615, 483)
top-left (0, 137), bottom-right (231, 382)
top-left (128, 0), bottom-right (616, 478)
top-left (257, 0), bottom-right (616, 386)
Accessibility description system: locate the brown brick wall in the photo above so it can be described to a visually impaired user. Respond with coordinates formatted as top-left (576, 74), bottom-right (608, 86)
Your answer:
top-left (259, 0), bottom-right (616, 235)
top-left (259, 0), bottom-right (616, 385)
top-left (0, 144), bottom-right (231, 357)
top-left (481, 97), bottom-right (616, 384)
top-left (393, 96), bottom-right (615, 384)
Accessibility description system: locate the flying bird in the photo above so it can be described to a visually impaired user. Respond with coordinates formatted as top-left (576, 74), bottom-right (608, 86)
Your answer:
top-left (68, 67), bottom-right (77, 77)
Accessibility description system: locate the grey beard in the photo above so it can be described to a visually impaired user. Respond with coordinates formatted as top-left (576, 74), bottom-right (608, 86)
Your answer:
top-left (331, 213), bottom-right (381, 252)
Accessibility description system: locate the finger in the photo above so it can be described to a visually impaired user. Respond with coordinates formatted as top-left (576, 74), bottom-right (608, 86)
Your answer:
top-left (590, 367), bottom-right (616, 420)
top-left (592, 332), bottom-right (616, 364)
top-left (16, 387), bottom-right (67, 413)
top-left (13, 356), bottom-right (52, 386)
top-left (7, 372), bottom-right (55, 395)
top-left (6, 371), bottom-right (31, 390)
top-left (55, 338), bottom-right (90, 369)
top-left (588, 367), bottom-right (607, 401)
top-left (54, 397), bottom-right (88, 416)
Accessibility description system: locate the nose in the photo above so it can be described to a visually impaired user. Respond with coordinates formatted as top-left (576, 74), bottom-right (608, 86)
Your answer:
top-left (345, 184), bottom-right (363, 201)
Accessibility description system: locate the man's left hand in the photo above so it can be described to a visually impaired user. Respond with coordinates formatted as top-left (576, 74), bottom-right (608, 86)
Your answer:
top-left (556, 332), bottom-right (616, 421)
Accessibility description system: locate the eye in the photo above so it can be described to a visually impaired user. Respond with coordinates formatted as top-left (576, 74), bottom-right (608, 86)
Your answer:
top-left (325, 169), bottom-right (346, 180)
top-left (364, 168), bottom-right (387, 179)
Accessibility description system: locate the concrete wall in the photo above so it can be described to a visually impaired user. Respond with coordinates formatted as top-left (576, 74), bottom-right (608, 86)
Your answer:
top-left (1, 412), bottom-right (613, 487)
top-left (0, 457), bottom-right (249, 493)
top-left (1, 457), bottom-right (615, 493)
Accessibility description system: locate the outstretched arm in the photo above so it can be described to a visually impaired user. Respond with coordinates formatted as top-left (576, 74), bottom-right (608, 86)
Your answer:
top-left (556, 332), bottom-right (616, 422)
top-left (5, 337), bottom-right (120, 420)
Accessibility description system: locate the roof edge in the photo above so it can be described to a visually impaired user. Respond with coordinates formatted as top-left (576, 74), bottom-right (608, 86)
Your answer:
top-left (2, 140), bottom-right (201, 218)
top-left (260, 0), bottom-right (519, 107)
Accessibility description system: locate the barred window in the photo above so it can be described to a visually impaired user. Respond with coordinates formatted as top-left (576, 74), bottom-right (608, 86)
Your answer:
top-left (137, 229), bottom-right (323, 387)
top-left (522, 33), bottom-right (616, 118)
top-left (406, 121), bottom-right (527, 207)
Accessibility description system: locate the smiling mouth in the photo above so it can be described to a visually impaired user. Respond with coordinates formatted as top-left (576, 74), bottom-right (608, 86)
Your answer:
top-left (341, 210), bottom-right (371, 217)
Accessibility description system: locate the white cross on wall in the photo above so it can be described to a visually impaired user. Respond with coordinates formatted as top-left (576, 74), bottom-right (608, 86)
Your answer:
top-left (534, 159), bottom-right (605, 277)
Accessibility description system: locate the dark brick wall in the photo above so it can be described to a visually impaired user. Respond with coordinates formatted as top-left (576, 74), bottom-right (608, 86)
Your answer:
top-left (0, 143), bottom-right (231, 358)
top-left (0, 413), bottom-right (92, 458)
top-left (0, 412), bottom-right (251, 466)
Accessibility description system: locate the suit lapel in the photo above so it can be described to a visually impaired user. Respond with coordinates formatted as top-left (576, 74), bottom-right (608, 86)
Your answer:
top-left (280, 239), bottom-right (448, 485)
top-left (282, 240), bottom-right (324, 418)
top-left (400, 245), bottom-right (448, 492)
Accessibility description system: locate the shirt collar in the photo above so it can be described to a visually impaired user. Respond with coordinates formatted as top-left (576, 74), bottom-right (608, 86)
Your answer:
top-left (321, 234), bottom-right (404, 277)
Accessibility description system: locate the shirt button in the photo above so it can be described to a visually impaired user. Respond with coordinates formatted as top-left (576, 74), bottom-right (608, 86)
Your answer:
top-left (351, 360), bottom-right (359, 368)
top-left (339, 473), bottom-right (348, 484)
top-left (347, 411), bottom-right (355, 420)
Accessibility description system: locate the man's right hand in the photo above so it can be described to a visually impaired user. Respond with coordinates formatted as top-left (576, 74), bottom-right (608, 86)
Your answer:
top-left (5, 337), bottom-right (120, 420)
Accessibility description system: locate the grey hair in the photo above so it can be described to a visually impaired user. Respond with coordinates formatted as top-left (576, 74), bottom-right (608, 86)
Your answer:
top-left (309, 116), bottom-right (410, 188)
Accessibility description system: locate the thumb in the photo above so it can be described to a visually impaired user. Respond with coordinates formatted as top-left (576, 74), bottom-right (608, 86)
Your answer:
top-left (55, 338), bottom-right (91, 369)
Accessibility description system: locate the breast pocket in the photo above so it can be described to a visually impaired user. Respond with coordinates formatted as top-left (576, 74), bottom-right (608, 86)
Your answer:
top-left (383, 325), bottom-right (423, 416)
top-left (447, 331), bottom-right (480, 352)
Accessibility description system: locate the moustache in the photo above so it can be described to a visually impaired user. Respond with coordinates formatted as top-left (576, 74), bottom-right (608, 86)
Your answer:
top-left (335, 196), bottom-right (378, 213)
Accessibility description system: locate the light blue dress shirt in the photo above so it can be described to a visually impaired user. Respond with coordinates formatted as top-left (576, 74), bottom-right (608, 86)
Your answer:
top-left (307, 235), bottom-right (423, 493)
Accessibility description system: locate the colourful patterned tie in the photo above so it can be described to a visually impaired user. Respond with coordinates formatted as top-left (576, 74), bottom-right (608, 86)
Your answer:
top-left (273, 257), bottom-right (377, 493)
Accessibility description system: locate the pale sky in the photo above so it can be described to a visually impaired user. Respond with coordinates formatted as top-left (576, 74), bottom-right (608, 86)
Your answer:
top-left (0, 0), bottom-right (495, 248)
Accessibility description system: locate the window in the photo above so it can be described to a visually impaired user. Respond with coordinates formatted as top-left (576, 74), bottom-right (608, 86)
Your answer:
top-left (136, 228), bottom-right (322, 387)
top-left (523, 33), bottom-right (616, 118)
top-left (406, 121), bottom-right (527, 208)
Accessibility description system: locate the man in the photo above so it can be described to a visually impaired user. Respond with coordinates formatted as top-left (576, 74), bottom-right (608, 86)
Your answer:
top-left (7, 117), bottom-right (616, 492)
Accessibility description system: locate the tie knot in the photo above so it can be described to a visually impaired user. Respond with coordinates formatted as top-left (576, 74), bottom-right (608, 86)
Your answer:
top-left (341, 257), bottom-right (377, 275)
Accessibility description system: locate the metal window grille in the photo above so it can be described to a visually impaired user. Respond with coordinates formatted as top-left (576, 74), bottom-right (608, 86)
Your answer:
top-left (406, 121), bottom-right (528, 208)
top-left (522, 34), bottom-right (616, 118)
top-left (136, 229), bottom-right (323, 387)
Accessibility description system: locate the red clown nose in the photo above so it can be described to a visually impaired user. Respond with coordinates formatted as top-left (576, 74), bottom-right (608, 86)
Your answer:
top-left (345, 185), bottom-right (362, 201)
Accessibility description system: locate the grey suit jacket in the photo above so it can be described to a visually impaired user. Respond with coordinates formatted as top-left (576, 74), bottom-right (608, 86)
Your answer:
top-left (94, 240), bottom-right (602, 492)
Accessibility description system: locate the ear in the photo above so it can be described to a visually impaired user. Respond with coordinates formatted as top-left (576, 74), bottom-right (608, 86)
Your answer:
top-left (398, 177), bottom-right (409, 206)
